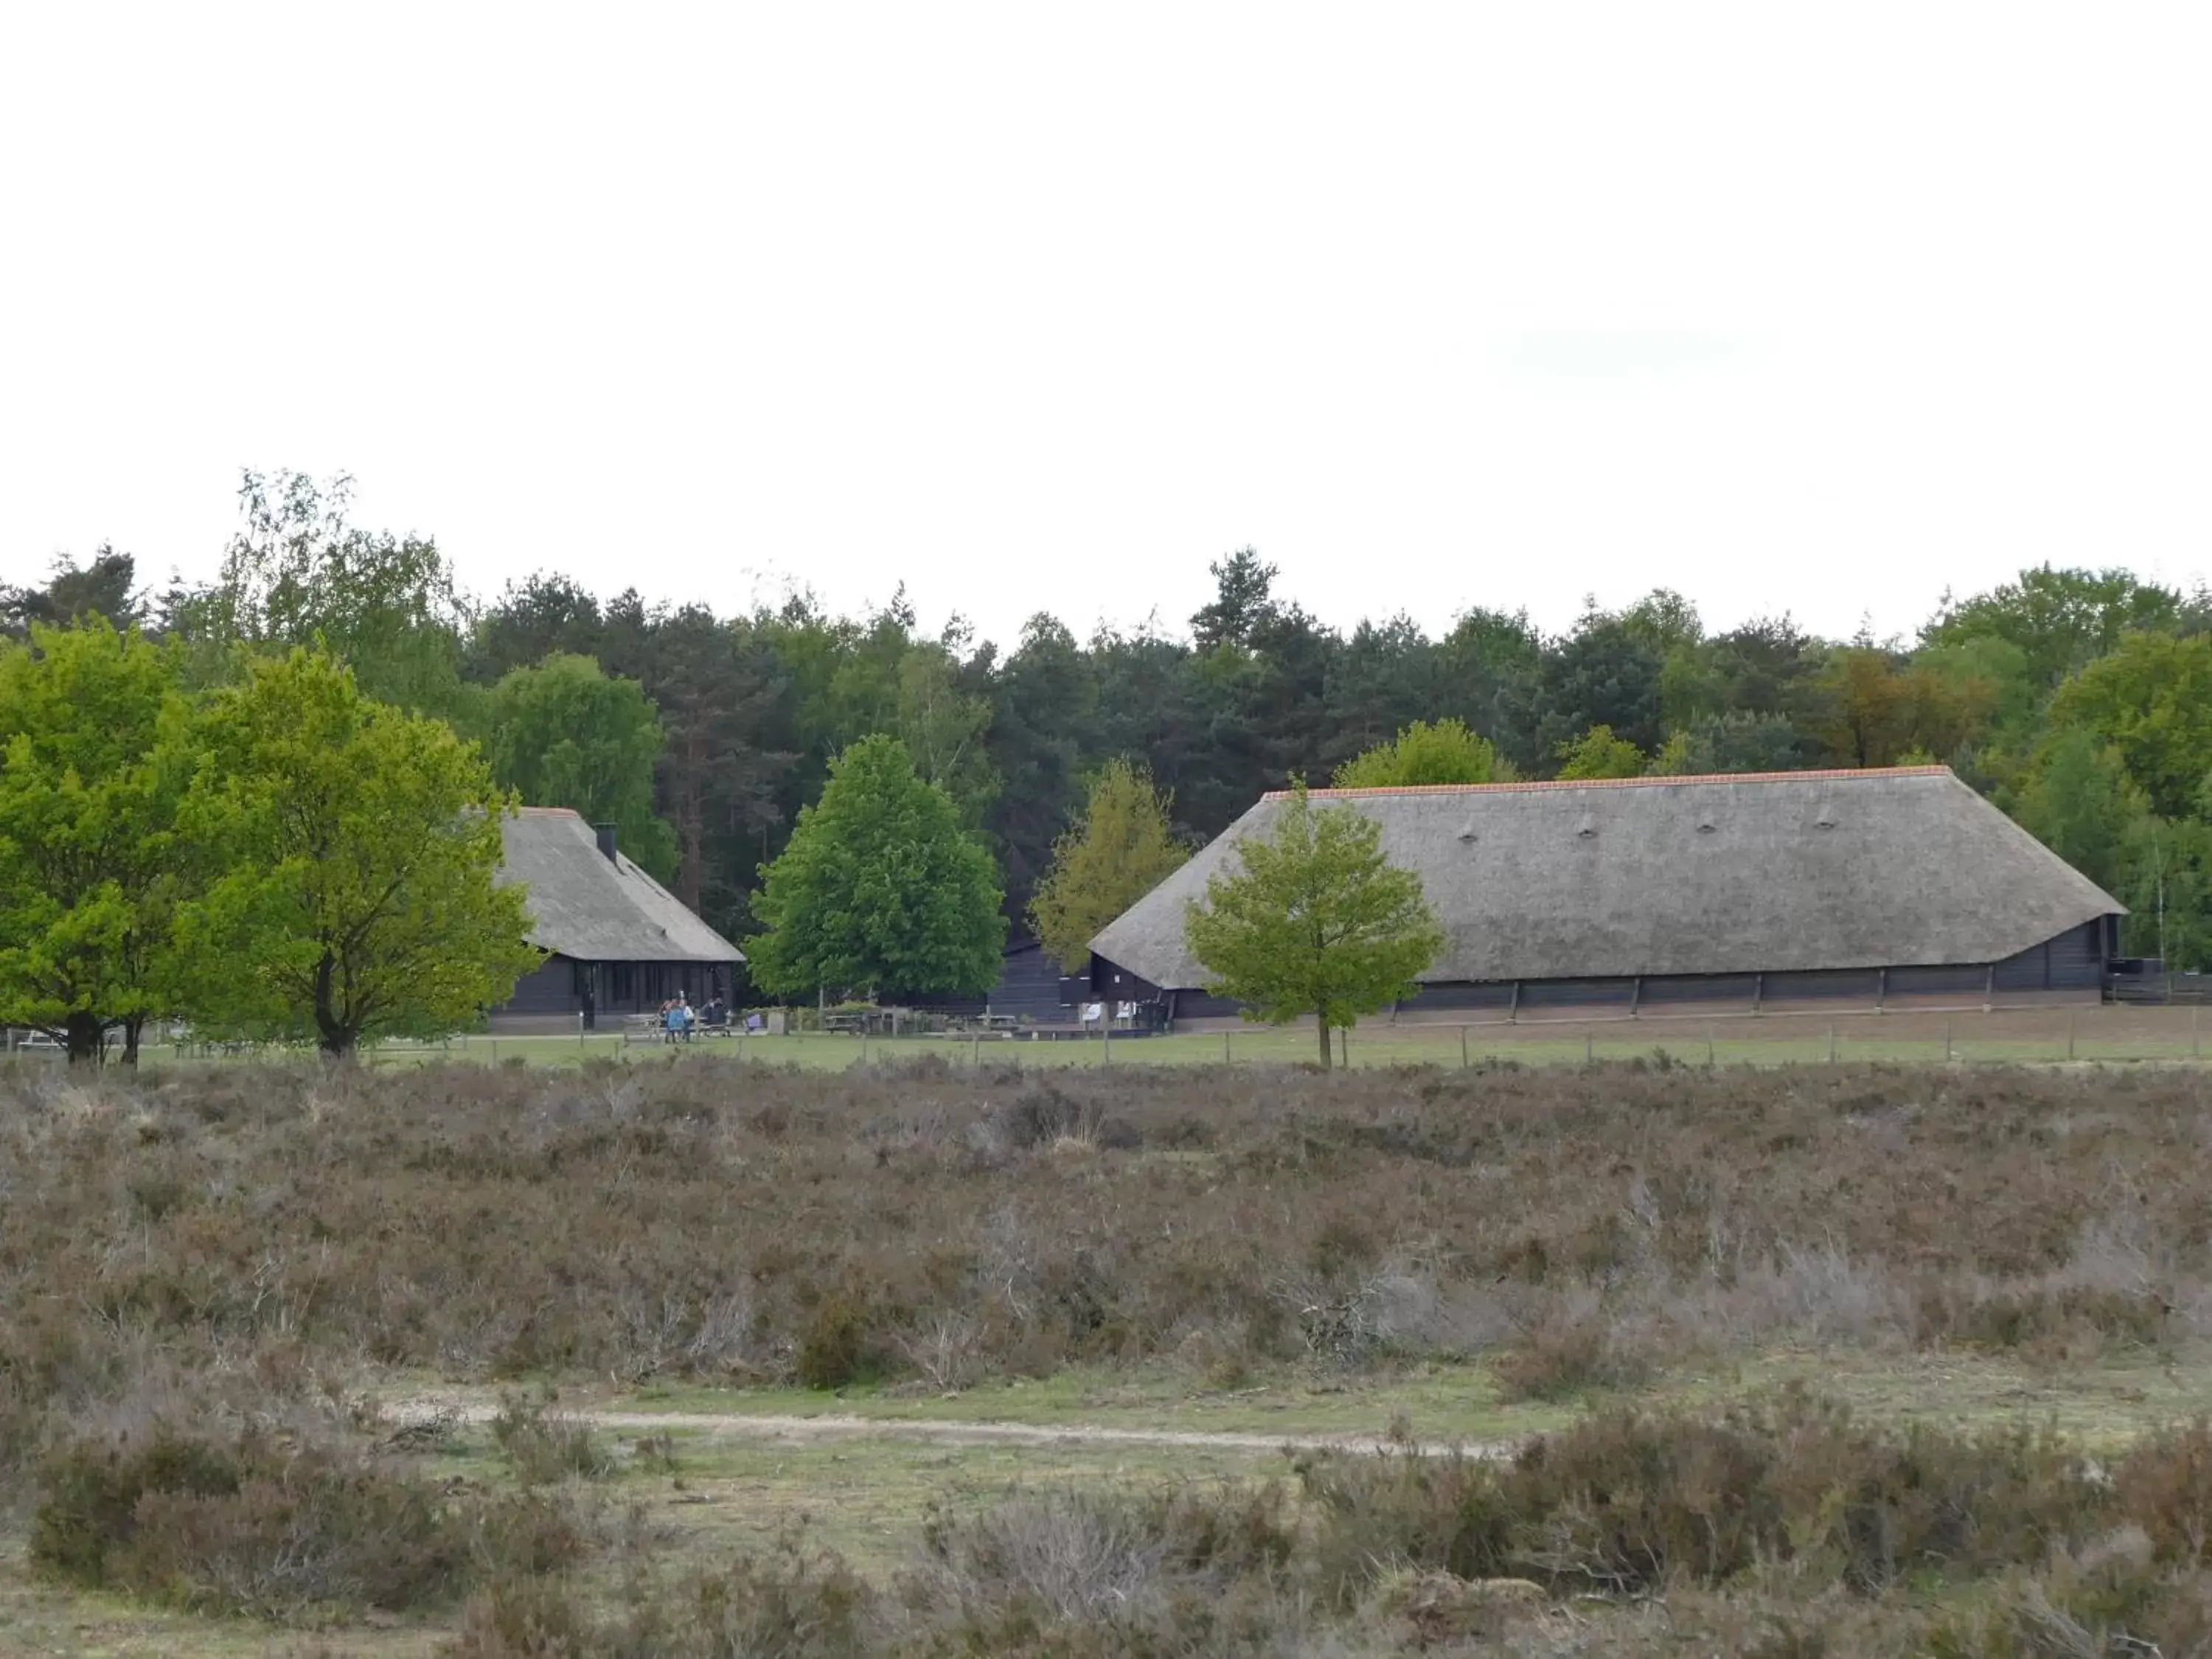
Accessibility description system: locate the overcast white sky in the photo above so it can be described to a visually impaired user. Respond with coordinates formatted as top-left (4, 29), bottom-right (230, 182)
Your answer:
top-left (3, 4), bottom-right (2207, 651)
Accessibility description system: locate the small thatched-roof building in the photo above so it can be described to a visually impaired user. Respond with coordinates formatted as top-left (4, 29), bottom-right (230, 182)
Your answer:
top-left (1088, 766), bottom-right (2126, 1023)
top-left (493, 807), bottom-right (742, 1029)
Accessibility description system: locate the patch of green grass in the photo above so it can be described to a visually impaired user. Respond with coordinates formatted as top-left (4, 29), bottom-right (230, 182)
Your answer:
top-left (1681, 1345), bottom-right (2212, 1445)
top-left (577, 1431), bottom-right (1283, 1579)
top-left (616, 1358), bottom-right (1578, 1444)
top-left (609, 1343), bottom-right (2212, 1450)
top-left (100, 1003), bottom-right (2212, 1074)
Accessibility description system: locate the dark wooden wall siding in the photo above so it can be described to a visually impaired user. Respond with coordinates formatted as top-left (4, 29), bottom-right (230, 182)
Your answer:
top-left (495, 959), bottom-right (728, 1019)
top-left (1760, 968), bottom-right (1883, 1002)
top-left (1885, 964), bottom-right (1992, 996)
top-left (1635, 973), bottom-right (1761, 1005)
top-left (502, 957), bottom-right (579, 1015)
top-left (1397, 981), bottom-right (1517, 1013)
top-left (905, 944), bottom-right (1068, 1020)
top-left (991, 945), bottom-right (1071, 1020)
top-left (1517, 977), bottom-right (1639, 1011)
top-left (1992, 919), bottom-right (2107, 992)
top-left (1169, 990), bottom-right (1244, 1020)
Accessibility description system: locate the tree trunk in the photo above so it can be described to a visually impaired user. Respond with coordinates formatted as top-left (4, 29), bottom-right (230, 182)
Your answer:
top-left (121, 1015), bottom-right (144, 1067)
top-left (1315, 1015), bottom-right (1332, 1071)
top-left (312, 950), bottom-right (356, 1060)
top-left (63, 1010), bottom-right (105, 1066)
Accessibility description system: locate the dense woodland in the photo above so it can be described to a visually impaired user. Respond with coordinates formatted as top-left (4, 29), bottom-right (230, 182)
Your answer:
top-left (12, 470), bottom-right (2212, 973)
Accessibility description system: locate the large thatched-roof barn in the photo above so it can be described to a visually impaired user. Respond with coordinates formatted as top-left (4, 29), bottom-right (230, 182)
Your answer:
top-left (493, 807), bottom-right (742, 1029)
top-left (1088, 766), bottom-right (2126, 1026)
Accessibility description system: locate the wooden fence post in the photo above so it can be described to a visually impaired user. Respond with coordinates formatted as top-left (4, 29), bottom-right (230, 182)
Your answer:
top-left (1461, 1026), bottom-right (1469, 1068)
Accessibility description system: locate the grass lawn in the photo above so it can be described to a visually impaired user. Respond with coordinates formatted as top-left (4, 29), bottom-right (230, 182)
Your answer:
top-left (85, 1000), bottom-right (2212, 1072)
top-left (558, 1341), bottom-right (2212, 1450)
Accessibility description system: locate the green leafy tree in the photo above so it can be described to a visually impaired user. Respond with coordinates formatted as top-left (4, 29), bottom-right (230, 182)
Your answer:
top-left (897, 640), bottom-right (1000, 829)
top-left (748, 734), bottom-right (1005, 1001)
top-left (1814, 643), bottom-right (1995, 768)
top-left (1534, 611), bottom-right (1666, 758)
top-left (0, 622), bottom-right (199, 1062)
top-left (1029, 759), bottom-right (1187, 972)
top-left (2013, 728), bottom-right (2147, 897)
top-left (1554, 724), bottom-right (1646, 780)
top-left (1190, 548), bottom-right (1279, 651)
top-left (2122, 814), bottom-right (2212, 971)
top-left (168, 470), bottom-right (471, 714)
top-left (1332, 718), bottom-right (1505, 789)
top-left (2046, 630), bottom-right (2212, 820)
top-left (2, 547), bottom-right (142, 636)
top-left (1926, 566), bottom-right (2185, 690)
top-left (984, 613), bottom-right (1102, 925)
top-left (1655, 711), bottom-right (1803, 776)
top-left (482, 653), bottom-right (678, 882)
top-left (183, 650), bottom-right (537, 1057)
top-left (1183, 784), bottom-right (1444, 1068)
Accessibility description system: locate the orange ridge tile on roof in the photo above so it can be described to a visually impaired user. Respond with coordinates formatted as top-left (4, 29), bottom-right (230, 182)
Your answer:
top-left (1266, 765), bottom-right (1953, 801)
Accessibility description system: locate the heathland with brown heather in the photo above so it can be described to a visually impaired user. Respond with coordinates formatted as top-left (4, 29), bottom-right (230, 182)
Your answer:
top-left (9, 1054), bottom-right (2212, 1655)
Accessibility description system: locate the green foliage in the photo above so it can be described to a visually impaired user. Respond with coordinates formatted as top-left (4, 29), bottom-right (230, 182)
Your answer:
top-left (895, 641), bottom-right (1000, 828)
top-left (1191, 548), bottom-right (1280, 651)
top-left (181, 650), bottom-right (538, 1056)
top-left (1554, 724), bottom-right (1646, 780)
top-left (1028, 759), bottom-right (1188, 973)
top-left (0, 622), bottom-right (201, 1062)
top-left (1183, 784), bottom-right (1444, 1068)
top-left (482, 653), bottom-right (678, 883)
top-left (170, 470), bottom-right (470, 714)
top-left (2, 546), bottom-right (142, 634)
top-left (2047, 630), bottom-right (2212, 820)
top-left (2014, 729), bottom-right (2145, 897)
top-left (1535, 611), bottom-right (1665, 757)
top-left (1927, 564), bottom-right (2185, 689)
top-left (748, 734), bottom-right (1006, 1001)
top-left (1656, 711), bottom-right (1803, 775)
top-left (1815, 644), bottom-right (1996, 768)
top-left (1331, 718), bottom-right (1504, 789)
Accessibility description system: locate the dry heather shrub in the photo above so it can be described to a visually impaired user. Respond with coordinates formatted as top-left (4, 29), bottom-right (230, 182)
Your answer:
top-left (1490, 1318), bottom-right (1649, 1402)
top-left (29, 1420), bottom-right (582, 1621)
top-left (8, 1058), bottom-right (2212, 1399)
top-left (451, 1531), bottom-right (874, 1659)
top-left (902, 1484), bottom-right (1300, 1655)
top-left (1298, 1391), bottom-right (2112, 1601)
top-left (490, 1393), bottom-right (614, 1484)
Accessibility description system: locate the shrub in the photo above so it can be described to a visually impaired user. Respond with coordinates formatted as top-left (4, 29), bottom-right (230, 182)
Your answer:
top-left (29, 1422), bottom-right (582, 1622)
top-left (30, 1427), bottom-right (244, 1588)
top-left (797, 1286), bottom-right (879, 1391)
top-left (490, 1394), bottom-right (613, 1485)
top-left (450, 1531), bottom-right (873, 1658)
top-left (1298, 1391), bottom-right (2111, 1601)
top-left (1490, 1314), bottom-right (1651, 1402)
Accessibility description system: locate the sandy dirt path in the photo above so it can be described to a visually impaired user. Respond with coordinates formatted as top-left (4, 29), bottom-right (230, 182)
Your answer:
top-left (395, 1397), bottom-right (1507, 1459)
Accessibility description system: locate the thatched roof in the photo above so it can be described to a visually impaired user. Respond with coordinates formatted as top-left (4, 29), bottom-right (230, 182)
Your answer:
top-left (498, 808), bottom-right (742, 964)
top-left (1089, 767), bottom-right (2124, 990)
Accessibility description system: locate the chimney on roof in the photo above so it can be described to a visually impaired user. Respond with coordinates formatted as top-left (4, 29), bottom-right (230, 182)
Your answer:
top-left (594, 823), bottom-right (619, 863)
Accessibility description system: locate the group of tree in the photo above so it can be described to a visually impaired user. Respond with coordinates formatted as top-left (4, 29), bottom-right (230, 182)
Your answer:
top-left (14, 467), bottom-right (2212, 1006)
top-left (0, 621), bottom-right (533, 1062)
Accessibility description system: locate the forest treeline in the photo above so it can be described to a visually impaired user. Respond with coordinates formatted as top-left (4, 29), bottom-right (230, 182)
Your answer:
top-left (11, 470), bottom-right (2212, 970)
